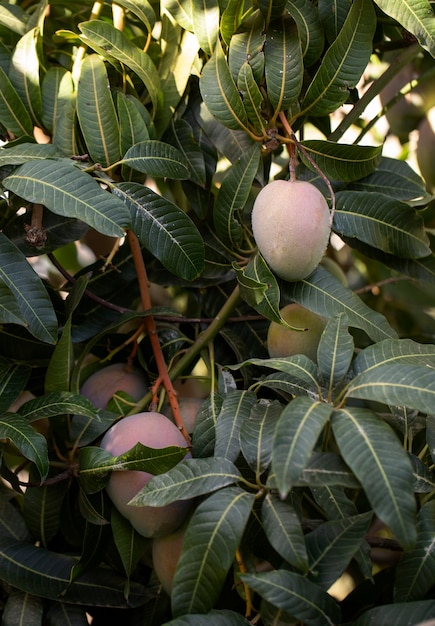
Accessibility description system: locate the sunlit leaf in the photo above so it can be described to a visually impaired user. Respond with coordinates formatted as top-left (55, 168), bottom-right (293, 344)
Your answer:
top-left (0, 66), bottom-right (33, 136)
top-left (373, 0), bottom-right (435, 57)
top-left (191, 0), bottom-right (219, 55)
top-left (299, 140), bottom-right (382, 181)
top-left (9, 27), bottom-right (42, 126)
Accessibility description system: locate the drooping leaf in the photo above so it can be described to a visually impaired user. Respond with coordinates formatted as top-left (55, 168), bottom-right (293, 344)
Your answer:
top-left (272, 397), bottom-right (333, 498)
top-left (111, 507), bottom-right (149, 601)
top-left (306, 512), bottom-right (372, 590)
top-left (262, 493), bottom-right (310, 572)
top-left (264, 16), bottom-right (303, 113)
top-left (116, 91), bottom-right (150, 156)
top-left (0, 4), bottom-right (28, 35)
top-left (0, 361), bottom-right (31, 412)
top-left (44, 317), bottom-right (74, 393)
top-left (299, 140), bottom-right (382, 181)
top-left (0, 66), bottom-right (33, 137)
top-left (345, 362), bottom-right (435, 416)
top-left (3, 160), bottom-right (130, 237)
top-left (331, 406), bottom-right (417, 548)
top-left (215, 390), bottom-right (257, 462)
top-left (78, 20), bottom-right (161, 110)
top-left (164, 118), bottom-right (206, 187)
top-left (333, 191), bottom-right (431, 259)
top-left (287, 0), bottom-right (325, 66)
top-left (200, 38), bottom-right (250, 133)
top-left (221, 0), bottom-right (252, 45)
top-left (241, 569), bottom-right (341, 626)
top-left (0, 539), bottom-right (148, 607)
top-left (213, 143), bottom-right (261, 248)
top-left (16, 391), bottom-right (100, 423)
top-left (282, 265), bottom-right (398, 342)
top-left (113, 0), bottom-right (156, 33)
top-left (76, 54), bottom-right (120, 168)
top-left (237, 62), bottom-right (266, 133)
top-left (228, 12), bottom-right (265, 83)
top-left (0, 413), bottom-right (48, 480)
top-left (191, 0), bottom-right (219, 55)
top-left (171, 486), bottom-right (255, 616)
top-left (318, 0), bottom-right (350, 42)
top-left (300, 0), bottom-right (376, 117)
top-left (22, 473), bottom-right (66, 546)
top-left (0, 233), bottom-right (57, 344)
top-left (373, 0), bottom-right (435, 58)
top-left (113, 182), bottom-right (204, 281)
top-left (8, 27), bottom-right (42, 126)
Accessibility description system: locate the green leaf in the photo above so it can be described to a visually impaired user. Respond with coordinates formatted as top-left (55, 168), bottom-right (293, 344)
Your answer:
top-left (373, 0), bottom-right (435, 58)
top-left (113, 182), bottom-right (205, 281)
top-left (171, 486), bottom-right (255, 616)
top-left (111, 507), bottom-right (149, 601)
top-left (317, 314), bottom-right (354, 392)
top-left (114, 0), bottom-right (156, 33)
top-left (17, 391), bottom-right (100, 423)
top-left (0, 66), bottom-right (33, 136)
top-left (331, 407), bottom-right (417, 548)
top-left (262, 493), bottom-right (310, 572)
top-left (0, 233), bottom-right (57, 344)
top-left (130, 457), bottom-right (241, 506)
top-left (283, 265), bottom-right (398, 342)
top-left (165, 610), bottom-right (252, 625)
top-left (394, 500), bottom-right (435, 601)
top-left (9, 27), bottom-right (42, 126)
top-left (272, 397), bottom-right (333, 498)
top-left (45, 317), bottom-right (74, 393)
top-left (300, 0), bottom-right (376, 117)
top-left (354, 600), bottom-right (435, 626)
top-left (240, 399), bottom-right (282, 474)
top-left (2, 590), bottom-right (43, 626)
top-left (120, 140), bottom-right (190, 179)
top-left (78, 20), bottom-right (161, 110)
top-left (241, 569), bottom-right (341, 626)
top-left (333, 191), bottom-right (431, 258)
top-left (0, 413), bottom-right (48, 480)
top-left (200, 38), bottom-right (250, 132)
top-left (76, 54), bottom-right (120, 168)
top-left (0, 362), bottom-right (31, 413)
top-left (0, 492), bottom-right (30, 543)
top-left (352, 338), bottom-right (435, 376)
top-left (191, 0), bottom-right (219, 55)
top-left (214, 144), bottom-right (261, 248)
top-left (287, 0), bottom-right (325, 67)
top-left (299, 140), bottom-right (382, 181)
top-left (116, 92), bottom-right (150, 156)
top-left (164, 118), bottom-right (206, 187)
top-left (237, 62), bottom-right (265, 133)
top-left (306, 513), bottom-right (372, 590)
top-left (22, 474), bottom-right (66, 546)
top-left (345, 363), bottom-right (435, 416)
top-left (297, 452), bottom-right (360, 488)
top-left (215, 390), bottom-right (257, 462)
top-left (318, 0), bottom-right (350, 43)
top-left (0, 4), bottom-right (28, 35)
top-left (3, 160), bottom-right (130, 237)
top-left (0, 142), bottom-right (61, 165)
top-left (264, 16), bottom-right (303, 113)
top-left (221, 0), bottom-right (252, 45)
top-left (0, 539), bottom-right (148, 607)
top-left (52, 94), bottom-right (77, 156)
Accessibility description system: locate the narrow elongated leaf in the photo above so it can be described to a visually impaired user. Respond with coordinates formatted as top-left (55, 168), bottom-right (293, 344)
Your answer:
top-left (22, 475), bottom-right (66, 546)
top-left (45, 317), bottom-right (74, 393)
top-left (165, 610), bottom-right (252, 625)
top-left (237, 62), bottom-right (265, 133)
top-left (113, 0), bottom-right (156, 32)
top-left (200, 38), bottom-right (250, 132)
top-left (334, 191), bottom-right (431, 258)
top-left (346, 363), bottom-right (435, 416)
top-left (264, 17), bottom-right (303, 111)
top-left (214, 144), bottom-right (261, 247)
top-left (235, 253), bottom-right (280, 314)
top-left (287, 0), bottom-right (325, 66)
top-left (300, 140), bottom-right (382, 181)
top-left (0, 66), bottom-right (33, 136)
top-left (2, 590), bottom-right (43, 626)
top-left (228, 12), bottom-right (265, 83)
top-left (297, 452), bottom-right (359, 488)
top-left (76, 54), bottom-right (120, 168)
top-left (394, 500), bottom-right (435, 601)
top-left (317, 314), bottom-right (354, 392)
top-left (221, 0), bottom-right (250, 45)
top-left (272, 397), bottom-right (333, 498)
top-left (164, 118), bottom-right (206, 187)
top-left (111, 507), bottom-right (149, 600)
top-left (130, 457), bottom-right (241, 506)
top-left (0, 233), bottom-right (57, 344)
top-left (0, 142), bottom-right (60, 165)
top-left (242, 569), bottom-right (341, 626)
top-left (17, 391), bottom-right (99, 422)
top-left (79, 20), bottom-right (161, 110)
top-left (113, 182), bottom-right (204, 281)
top-left (352, 338), bottom-right (435, 376)
top-left (53, 94), bottom-right (77, 156)
top-left (283, 265), bottom-right (397, 342)
top-left (0, 413), bottom-right (48, 479)
top-left (331, 407), bottom-right (417, 548)
top-left (116, 92), bottom-right (150, 155)
top-left (0, 539), bottom-right (148, 607)
top-left (262, 494), bottom-right (309, 572)
top-left (318, 0), bottom-right (350, 42)
top-left (3, 160), bottom-right (130, 237)
top-left (0, 362), bottom-right (30, 412)
top-left (306, 513), bottom-right (372, 590)
top-left (171, 486), bottom-right (255, 616)
top-left (191, 0), bottom-right (219, 55)
top-left (240, 399), bottom-right (282, 473)
top-left (354, 600), bottom-right (435, 626)
top-left (215, 390), bottom-right (257, 462)
top-left (300, 0), bottom-right (376, 116)
top-left (0, 4), bottom-right (27, 35)
top-left (120, 140), bottom-right (190, 179)
top-left (373, 0), bottom-right (435, 57)
top-left (9, 27), bottom-right (42, 126)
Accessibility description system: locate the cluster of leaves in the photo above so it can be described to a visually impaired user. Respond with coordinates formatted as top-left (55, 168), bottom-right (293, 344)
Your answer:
top-left (0, 0), bottom-right (434, 624)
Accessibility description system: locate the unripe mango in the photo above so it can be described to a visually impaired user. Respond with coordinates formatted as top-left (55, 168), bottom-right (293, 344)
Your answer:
top-left (251, 180), bottom-right (330, 282)
top-left (100, 412), bottom-right (192, 538)
top-left (80, 362), bottom-right (148, 410)
top-left (267, 303), bottom-right (327, 362)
